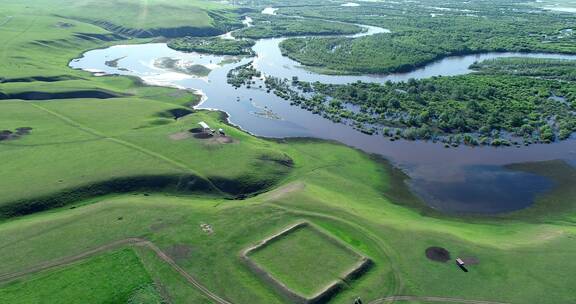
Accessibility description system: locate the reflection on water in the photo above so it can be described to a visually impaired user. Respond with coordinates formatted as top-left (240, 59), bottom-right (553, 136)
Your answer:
top-left (408, 165), bottom-right (554, 214)
top-left (69, 32), bottom-right (576, 214)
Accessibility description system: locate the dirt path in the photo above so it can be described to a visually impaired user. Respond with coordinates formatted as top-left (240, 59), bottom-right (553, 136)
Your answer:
top-left (0, 238), bottom-right (232, 304)
top-left (369, 296), bottom-right (510, 304)
top-left (0, 16), bottom-right (13, 27)
top-left (261, 181), bottom-right (305, 202)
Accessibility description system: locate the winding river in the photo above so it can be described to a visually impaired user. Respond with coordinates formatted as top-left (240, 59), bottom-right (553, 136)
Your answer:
top-left (69, 9), bottom-right (576, 215)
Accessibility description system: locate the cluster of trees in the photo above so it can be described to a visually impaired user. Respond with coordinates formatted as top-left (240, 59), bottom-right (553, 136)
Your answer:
top-left (168, 37), bottom-right (255, 55)
top-left (471, 57), bottom-right (576, 82)
top-left (310, 75), bottom-right (576, 144)
top-left (230, 68), bottom-right (576, 146)
top-left (227, 62), bottom-right (261, 88)
top-left (277, 0), bottom-right (576, 74)
top-left (233, 14), bottom-right (362, 39)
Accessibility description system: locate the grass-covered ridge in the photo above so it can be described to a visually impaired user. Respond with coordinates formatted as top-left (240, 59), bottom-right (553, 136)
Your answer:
top-left (26, 0), bottom-right (240, 38)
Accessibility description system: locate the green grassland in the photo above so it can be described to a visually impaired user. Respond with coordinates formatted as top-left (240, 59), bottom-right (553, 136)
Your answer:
top-left (0, 248), bottom-right (160, 303)
top-left (2, 0), bottom-right (239, 38)
top-left (247, 224), bottom-right (363, 297)
top-left (0, 1), bottom-right (576, 304)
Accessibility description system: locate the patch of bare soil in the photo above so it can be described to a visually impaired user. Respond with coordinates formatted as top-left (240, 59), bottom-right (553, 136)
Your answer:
top-left (211, 136), bottom-right (236, 144)
top-left (193, 133), bottom-right (213, 139)
top-left (461, 256), bottom-right (480, 265)
top-left (164, 244), bottom-right (194, 262)
top-left (264, 182), bottom-right (306, 202)
top-left (425, 246), bottom-right (451, 263)
top-left (169, 132), bottom-right (191, 141)
top-left (150, 221), bottom-right (169, 232)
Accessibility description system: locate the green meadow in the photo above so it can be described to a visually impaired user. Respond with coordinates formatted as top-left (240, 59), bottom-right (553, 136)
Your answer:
top-left (0, 1), bottom-right (575, 304)
top-left (247, 224), bottom-right (364, 297)
top-left (0, 248), bottom-right (158, 304)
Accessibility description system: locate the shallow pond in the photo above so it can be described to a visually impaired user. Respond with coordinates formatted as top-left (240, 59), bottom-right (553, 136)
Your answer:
top-left (70, 21), bottom-right (576, 215)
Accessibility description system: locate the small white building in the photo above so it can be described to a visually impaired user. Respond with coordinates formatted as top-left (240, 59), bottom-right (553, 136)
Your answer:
top-left (198, 121), bottom-right (210, 132)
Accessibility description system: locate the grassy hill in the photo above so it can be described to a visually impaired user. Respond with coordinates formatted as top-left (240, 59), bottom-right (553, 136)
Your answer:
top-left (2, 0), bottom-right (239, 38)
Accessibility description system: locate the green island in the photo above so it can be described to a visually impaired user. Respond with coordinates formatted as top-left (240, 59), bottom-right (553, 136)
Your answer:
top-left (233, 14), bottom-right (363, 39)
top-left (1, 0), bottom-right (576, 304)
top-left (168, 37), bottom-right (256, 55)
top-left (227, 62), bottom-right (262, 88)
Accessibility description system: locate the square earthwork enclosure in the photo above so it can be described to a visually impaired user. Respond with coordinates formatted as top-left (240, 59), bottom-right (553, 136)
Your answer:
top-left (241, 222), bottom-right (372, 303)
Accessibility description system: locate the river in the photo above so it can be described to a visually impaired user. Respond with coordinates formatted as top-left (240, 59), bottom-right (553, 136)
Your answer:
top-left (69, 10), bottom-right (576, 215)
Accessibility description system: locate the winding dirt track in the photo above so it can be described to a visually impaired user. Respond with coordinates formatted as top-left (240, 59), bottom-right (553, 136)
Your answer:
top-left (0, 237), bottom-right (509, 304)
top-left (0, 238), bottom-right (232, 304)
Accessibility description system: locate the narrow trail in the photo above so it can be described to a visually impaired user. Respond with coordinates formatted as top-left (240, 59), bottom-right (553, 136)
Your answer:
top-left (1, 15), bottom-right (35, 63)
top-left (0, 238), bottom-right (233, 304)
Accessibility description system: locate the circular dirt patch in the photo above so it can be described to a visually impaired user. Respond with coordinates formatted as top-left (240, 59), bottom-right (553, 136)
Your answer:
top-left (216, 136), bottom-right (234, 144)
top-left (194, 133), bottom-right (213, 139)
top-left (169, 132), bottom-right (190, 141)
top-left (425, 246), bottom-right (451, 263)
